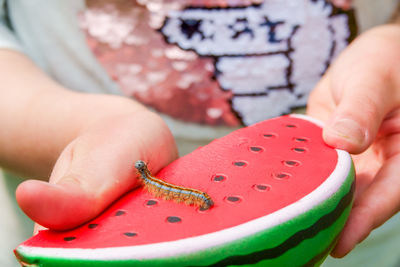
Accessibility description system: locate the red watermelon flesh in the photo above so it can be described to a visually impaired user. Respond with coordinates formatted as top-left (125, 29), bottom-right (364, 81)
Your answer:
top-left (15, 115), bottom-right (353, 266)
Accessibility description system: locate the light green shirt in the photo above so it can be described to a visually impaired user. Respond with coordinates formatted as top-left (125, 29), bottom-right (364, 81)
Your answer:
top-left (0, 0), bottom-right (399, 266)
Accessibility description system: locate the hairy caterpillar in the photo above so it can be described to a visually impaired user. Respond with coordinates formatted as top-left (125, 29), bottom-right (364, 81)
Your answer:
top-left (134, 160), bottom-right (214, 210)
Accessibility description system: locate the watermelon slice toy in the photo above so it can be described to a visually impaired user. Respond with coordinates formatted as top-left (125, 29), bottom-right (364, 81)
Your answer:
top-left (15, 115), bottom-right (355, 267)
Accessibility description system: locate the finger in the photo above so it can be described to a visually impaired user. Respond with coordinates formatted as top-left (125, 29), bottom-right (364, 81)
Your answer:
top-left (331, 152), bottom-right (400, 257)
top-left (350, 149), bottom-right (382, 199)
top-left (321, 35), bottom-right (399, 154)
top-left (306, 73), bottom-right (336, 122)
top-left (16, 111), bottom-right (177, 230)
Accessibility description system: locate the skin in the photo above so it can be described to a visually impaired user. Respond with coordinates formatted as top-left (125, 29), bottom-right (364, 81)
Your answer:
top-left (0, 50), bottom-right (178, 230)
top-left (307, 24), bottom-right (400, 257)
top-left (0, 0), bottom-right (398, 259)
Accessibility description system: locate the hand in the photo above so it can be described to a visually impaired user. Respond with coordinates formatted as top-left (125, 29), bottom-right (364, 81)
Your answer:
top-left (0, 50), bottom-right (177, 232)
top-left (307, 24), bottom-right (400, 257)
top-left (16, 97), bottom-right (178, 231)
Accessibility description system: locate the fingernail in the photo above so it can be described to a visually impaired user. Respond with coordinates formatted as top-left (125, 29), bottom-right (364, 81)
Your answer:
top-left (327, 118), bottom-right (367, 146)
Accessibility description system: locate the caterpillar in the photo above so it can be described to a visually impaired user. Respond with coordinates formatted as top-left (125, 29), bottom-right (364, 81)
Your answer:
top-left (134, 160), bottom-right (214, 210)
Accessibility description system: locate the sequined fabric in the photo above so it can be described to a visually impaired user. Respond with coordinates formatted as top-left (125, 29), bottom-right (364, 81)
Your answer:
top-left (79, 0), bottom-right (356, 126)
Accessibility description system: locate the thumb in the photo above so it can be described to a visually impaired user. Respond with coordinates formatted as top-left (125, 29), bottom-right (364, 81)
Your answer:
top-left (322, 89), bottom-right (386, 154)
top-left (322, 26), bottom-right (400, 154)
top-left (322, 67), bottom-right (397, 155)
top-left (16, 112), bottom-right (177, 230)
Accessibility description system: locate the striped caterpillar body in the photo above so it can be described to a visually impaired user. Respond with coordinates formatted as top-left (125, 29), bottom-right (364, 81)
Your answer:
top-left (134, 160), bottom-right (214, 210)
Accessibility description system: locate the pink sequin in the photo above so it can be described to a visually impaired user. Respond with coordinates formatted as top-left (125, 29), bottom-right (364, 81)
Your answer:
top-left (80, 0), bottom-right (239, 126)
top-left (79, 0), bottom-right (355, 126)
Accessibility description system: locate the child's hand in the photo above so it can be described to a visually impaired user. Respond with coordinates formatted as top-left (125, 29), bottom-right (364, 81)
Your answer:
top-left (307, 24), bottom-right (400, 257)
top-left (0, 50), bottom-right (177, 231)
top-left (16, 107), bottom-right (177, 230)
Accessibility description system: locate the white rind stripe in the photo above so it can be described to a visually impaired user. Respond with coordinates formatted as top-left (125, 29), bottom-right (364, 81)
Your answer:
top-left (18, 151), bottom-right (352, 261)
top-left (289, 114), bottom-right (325, 127)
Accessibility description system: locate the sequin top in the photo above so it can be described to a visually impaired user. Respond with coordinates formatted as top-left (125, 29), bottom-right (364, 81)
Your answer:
top-left (2, 0), bottom-right (356, 139)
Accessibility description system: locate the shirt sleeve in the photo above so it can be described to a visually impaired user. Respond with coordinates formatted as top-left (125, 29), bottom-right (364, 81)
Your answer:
top-left (0, 0), bottom-right (23, 52)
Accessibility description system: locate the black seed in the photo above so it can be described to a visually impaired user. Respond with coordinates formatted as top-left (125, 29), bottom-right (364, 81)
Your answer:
top-left (250, 146), bottom-right (262, 152)
top-left (64, 236), bottom-right (76, 242)
top-left (294, 148), bottom-right (305, 152)
top-left (227, 196), bottom-right (240, 202)
top-left (213, 175), bottom-right (225, 182)
top-left (276, 173), bottom-right (288, 179)
top-left (115, 210), bottom-right (126, 216)
top-left (296, 138), bottom-right (307, 142)
top-left (286, 161), bottom-right (297, 166)
top-left (167, 216), bottom-right (182, 223)
top-left (88, 224), bottom-right (98, 229)
top-left (263, 134), bottom-right (276, 138)
top-left (146, 200), bottom-right (157, 206)
top-left (234, 161), bottom-right (246, 167)
top-left (286, 124), bottom-right (296, 128)
top-left (124, 232), bottom-right (137, 237)
top-left (256, 185), bottom-right (268, 190)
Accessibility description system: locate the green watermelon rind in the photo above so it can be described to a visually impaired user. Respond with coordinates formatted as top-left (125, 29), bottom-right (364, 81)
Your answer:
top-left (15, 153), bottom-right (354, 267)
